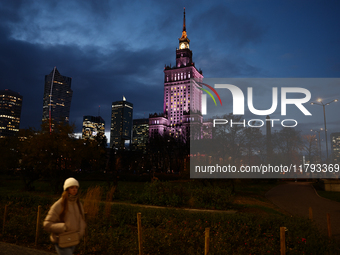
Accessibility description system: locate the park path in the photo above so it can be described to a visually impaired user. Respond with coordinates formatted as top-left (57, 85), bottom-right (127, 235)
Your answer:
top-left (0, 242), bottom-right (56, 255)
top-left (266, 181), bottom-right (340, 239)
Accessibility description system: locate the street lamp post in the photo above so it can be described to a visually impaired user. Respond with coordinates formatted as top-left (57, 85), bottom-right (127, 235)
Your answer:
top-left (311, 99), bottom-right (338, 161)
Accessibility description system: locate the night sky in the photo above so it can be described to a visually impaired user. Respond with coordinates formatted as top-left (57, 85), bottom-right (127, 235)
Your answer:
top-left (1, 0), bottom-right (340, 141)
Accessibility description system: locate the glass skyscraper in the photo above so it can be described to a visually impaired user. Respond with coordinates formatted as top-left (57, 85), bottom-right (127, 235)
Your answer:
top-left (331, 132), bottom-right (340, 163)
top-left (42, 67), bottom-right (73, 131)
top-left (110, 97), bottom-right (133, 149)
top-left (132, 118), bottom-right (149, 152)
top-left (0, 89), bottom-right (23, 138)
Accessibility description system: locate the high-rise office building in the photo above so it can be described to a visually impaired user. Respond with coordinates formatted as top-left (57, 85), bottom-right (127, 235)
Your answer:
top-left (149, 8), bottom-right (203, 140)
top-left (132, 118), bottom-right (149, 152)
top-left (42, 67), bottom-right (73, 131)
top-left (331, 132), bottom-right (340, 163)
top-left (110, 96), bottom-right (133, 149)
top-left (0, 89), bottom-right (23, 138)
top-left (82, 115), bottom-right (105, 141)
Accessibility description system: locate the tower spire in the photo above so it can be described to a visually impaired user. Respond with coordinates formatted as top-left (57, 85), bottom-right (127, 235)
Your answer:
top-left (183, 7), bottom-right (186, 32)
top-left (179, 7), bottom-right (190, 49)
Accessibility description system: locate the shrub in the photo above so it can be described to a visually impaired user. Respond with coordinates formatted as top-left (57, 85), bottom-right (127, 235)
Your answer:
top-left (104, 186), bottom-right (116, 220)
top-left (190, 184), bottom-right (234, 210)
top-left (134, 181), bottom-right (188, 207)
top-left (134, 180), bottom-right (234, 210)
top-left (83, 186), bottom-right (102, 220)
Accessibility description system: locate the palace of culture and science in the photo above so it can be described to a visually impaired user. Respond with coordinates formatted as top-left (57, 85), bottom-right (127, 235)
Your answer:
top-left (148, 8), bottom-right (206, 141)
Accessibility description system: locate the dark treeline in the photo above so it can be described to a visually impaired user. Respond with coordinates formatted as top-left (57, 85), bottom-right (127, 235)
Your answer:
top-left (0, 122), bottom-right (107, 192)
top-left (191, 113), bottom-right (319, 167)
top-left (0, 114), bottom-right (318, 192)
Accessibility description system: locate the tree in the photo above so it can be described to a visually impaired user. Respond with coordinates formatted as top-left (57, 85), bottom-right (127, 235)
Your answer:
top-left (212, 113), bottom-right (246, 166)
top-left (242, 125), bottom-right (265, 166)
top-left (146, 133), bottom-right (188, 175)
top-left (19, 122), bottom-right (82, 192)
top-left (94, 133), bottom-right (108, 149)
top-left (272, 127), bottom-right (303, 166)
top-left (80, 138), bottom-right (107, 172)
top-left (302, 134), bottom-right (319, 164)
top-left (0, 134), bottom-right (21, 174)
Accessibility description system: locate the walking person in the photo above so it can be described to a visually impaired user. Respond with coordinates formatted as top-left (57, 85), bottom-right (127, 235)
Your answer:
top-left (44, 178), bottom-right (86, 255)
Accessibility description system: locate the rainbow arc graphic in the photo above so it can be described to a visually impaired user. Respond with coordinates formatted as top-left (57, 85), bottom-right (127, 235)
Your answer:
top-left (196, 81), bottom-right (222, 106)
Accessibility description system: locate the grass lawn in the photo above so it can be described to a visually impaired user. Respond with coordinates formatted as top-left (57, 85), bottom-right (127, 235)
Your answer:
top-left (0, 175), bottom-right (283, 215)
top-left (233, 179), bottom-right (285, 215)
top-left (312, 182), bottom-right (340, 203)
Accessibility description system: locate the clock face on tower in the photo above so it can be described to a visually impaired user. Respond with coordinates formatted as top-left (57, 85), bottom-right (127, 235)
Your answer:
top-left (180, 42), bottom-right (188, 49)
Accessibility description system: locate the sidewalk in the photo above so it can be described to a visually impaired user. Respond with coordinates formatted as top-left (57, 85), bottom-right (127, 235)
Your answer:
top-left (266, 181), bottom-right (340, 239)
top-left (0, 242), bottom-right (55, 255)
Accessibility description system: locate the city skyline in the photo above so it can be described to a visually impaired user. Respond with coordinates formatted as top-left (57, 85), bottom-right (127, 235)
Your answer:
top-left (0, 1), bottom-right (340, 139)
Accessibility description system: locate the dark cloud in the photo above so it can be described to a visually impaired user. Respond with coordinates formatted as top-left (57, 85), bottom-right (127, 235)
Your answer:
top-left (191, 5), bottom-right (265, 48)
top-left (197, 53), bottom-right (262, 78)
top-left (0, 0), bottom-right (25, 23)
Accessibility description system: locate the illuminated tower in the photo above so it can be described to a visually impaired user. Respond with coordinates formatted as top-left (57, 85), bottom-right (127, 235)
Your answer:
top-left (331, 132), bottom-right (340, 163)
top-left (42, 67), bottom-right (73, 131)
top-left (149, 8), bottom-right (203, 139)
top-left (0, 89), bottom-right (23, 138)
top-left (82, 115), bottom-right (105, 140)
top-left (110, 96), bottom-right (133, 149)
top-left (132, 118), bottom-right (149, 152)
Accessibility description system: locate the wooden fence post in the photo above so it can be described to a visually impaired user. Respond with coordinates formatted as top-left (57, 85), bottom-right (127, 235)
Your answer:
top-left (280, 227), bottom-right (286, 255)
top-left (84, 212), bottom-right (88, 247)
top-left (137, 212), bottom-right (143, 255)
top-left (309, 207), bottom-right (313, 220)
top-left (2, 204), bottom-right (9, 235)
top-left (205, 227), bottom-right (210, 255)
top-left (35, 205), bottom-right (41, 246)
top-left (327, 213), bottom-right (332, 238)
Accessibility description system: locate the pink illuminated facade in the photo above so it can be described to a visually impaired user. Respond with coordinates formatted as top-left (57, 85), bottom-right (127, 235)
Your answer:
top-left (149, 8), bottom-right (203, 140)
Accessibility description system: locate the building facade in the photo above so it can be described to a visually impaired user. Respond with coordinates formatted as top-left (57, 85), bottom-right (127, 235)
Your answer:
top-left (82, 115), bottom-right (105, 141)
top-left (0, 89), bottom-right (23, 138)
top-left (149, 8), bottom-right (203, 140)
top-left (110, 97), bottom-right (133, 149)
top-left (331, 132), bottom-right (340, 163)
top-left (42, 67), bottom-right (73, 131)
top-left (132, 118), bottom-right (149, 152)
